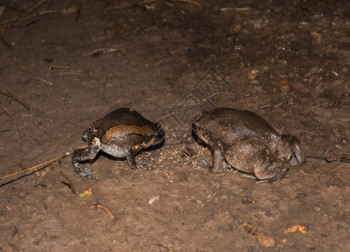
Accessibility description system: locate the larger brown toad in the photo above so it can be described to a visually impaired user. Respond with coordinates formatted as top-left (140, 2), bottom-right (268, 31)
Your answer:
top-left (192, 108), bottom-right (304, 182)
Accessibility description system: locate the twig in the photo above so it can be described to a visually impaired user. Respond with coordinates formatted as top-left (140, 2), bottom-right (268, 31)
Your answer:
top-left (1, 104), bottom-right (19, 129)
top-left (63, 0), bottom-right (72, 10)
top-left (315, 164), bottom-right (345, 180)
top-left (26, 0), bottom-right (48, 14)
top-left (306, 155), bottom-right (350, 164)
top-left (0, 29), bottom-right (12, 50)
top-left (90, 203), bottom-right (115, 220)
top-left (234, 7), bottom-right (251, 11)
top-left (0, 152), bottom-right (70, 186)
top-left (105, 0), bottom-right (160, 11)
top-left (0, 7), bottom-right (78, 29)
top-left (83, 48), bottom-right (119, 58)
top-left (0, 88), bottom-right (30, 110)
top-left (157, 243), bottom-right (173, 251)
top-left (74, 3), bottom-right (82, 21)
top-left (106, 0), bottom-right (201, 12)
top-left (47, 65), bottom-right (71, 76)
top-left (174, 0), bottom-right (202, 6)
top-left (35, 77), bottom-right (54, 86)
top-left (259, 104), bottom-right (271, 110)
top-left (0, 16), bottom-right (19, 28)
top-left (59, 171), bottom-right (77, 194)
top-left (39, 134), bottom-right (71, 159)
top-left (273, 102), bottom-right (283, 109)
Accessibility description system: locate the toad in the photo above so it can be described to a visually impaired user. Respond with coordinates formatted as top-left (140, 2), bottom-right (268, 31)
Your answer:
top-left (192, 108), bottom-right (304, 182)
top-left (72, 108), bottom-right (165, 178)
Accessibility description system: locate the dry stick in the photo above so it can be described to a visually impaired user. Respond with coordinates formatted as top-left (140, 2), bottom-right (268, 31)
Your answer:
top-left (39, 134), bottom-right (71, 159)
top-left (314, 164), bottom-right (345, 180)
top-left (0, 30), bottom-right (12, 50)
top-left (0, 152), bottom-right (69, 186)
top-left (0, 15), bottom-right (19, 27)
top-left (306, 155), bottom-right (350, 164)
top-left (35, 77), bottom-right (54, 86)
top-left (74, 3), bottom-right (82, 21)
top-left (63, 0), bottom-right (72, 10)
top-left (47, 65), bottom-right (71, 76)
top-left (0, 7), bottom-right (78, 29)
top-left (0, 12), bottom-right (39, 29)
top-left (106, 0), bottom-right (201, 11)
top-left (1, 104), bottom-right (19, 129)
top-left (105, 0), bottom-right (160, 11)
top-left (170, 0), bottom-right (202, 6)
top-left (157, 243), bottom-right (173, 251)
top-left (90, 203), bottom-right (115, 220)
top-left (0, 88), bottom-right (30, 111)
top-left (83, 48), bottom-right (119, 58)
top-left (26, 0), bottom-right (48, 14)
top-left (59, 171), bottom-right (77, 194)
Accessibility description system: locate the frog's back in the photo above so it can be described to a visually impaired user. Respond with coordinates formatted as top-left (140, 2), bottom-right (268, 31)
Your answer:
top-left (200, 108), bottom-right (279, 138)
top-left (93, 108), bottom-right (157, 139)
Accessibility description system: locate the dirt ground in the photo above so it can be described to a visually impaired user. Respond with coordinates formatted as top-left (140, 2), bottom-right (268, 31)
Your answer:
top-left (0, 0), bottom-right (349, 251)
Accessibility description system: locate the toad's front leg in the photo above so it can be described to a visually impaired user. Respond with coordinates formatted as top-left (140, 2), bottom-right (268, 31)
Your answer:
top-left (72, 141), bottom-right (101, 178)
top-left (211, 141), bottom-right (225, 173)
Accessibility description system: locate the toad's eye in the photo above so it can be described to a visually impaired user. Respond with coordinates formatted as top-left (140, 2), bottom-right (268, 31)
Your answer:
top-left (153, 129), bottom-right (164, 139)
top-left (82, 128), bottom-right (92, 141)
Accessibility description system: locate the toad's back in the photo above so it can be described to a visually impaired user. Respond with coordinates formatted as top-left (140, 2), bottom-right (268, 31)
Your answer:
top-left (196, 108), bottom-right (279, 141)
top-left (92, 108), bottom-right (158, 139)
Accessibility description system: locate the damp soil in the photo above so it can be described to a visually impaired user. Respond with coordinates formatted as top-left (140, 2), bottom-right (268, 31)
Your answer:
top-left (0, 0), bottom-right (350, 251)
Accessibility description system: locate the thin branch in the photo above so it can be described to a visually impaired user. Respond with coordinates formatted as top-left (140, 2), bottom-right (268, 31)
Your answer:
top-left (90, 203), bottom-right (115, 220)
top-left (59, 171), bottom-right (77, 194)
top-left (0, 88), bottom-right (30, 110)
top-left (1, 104), bottom-right (19, 129)
top-left (0, 152), bottom-right (70, 186)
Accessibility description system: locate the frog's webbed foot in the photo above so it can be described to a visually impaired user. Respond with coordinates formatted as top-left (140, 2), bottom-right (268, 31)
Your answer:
top-left (72, 142), bottom-right (101, 179)
top-left (73, 164), bottom-right (96, 179)
top-left (254, 157), bottom-right (289, 183)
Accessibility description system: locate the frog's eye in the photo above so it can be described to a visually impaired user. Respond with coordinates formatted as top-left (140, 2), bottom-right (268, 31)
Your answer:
top-left (156, 129), bottom-right (165, 138)
top-left (151, 129), bottom-right (165, 146)
top-left (151, 123), bottom-right (161, 131)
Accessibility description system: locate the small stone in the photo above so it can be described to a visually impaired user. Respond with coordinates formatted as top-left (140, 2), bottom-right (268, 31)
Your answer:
top-left (310, 31), bottom-right (322, 43)
top-left (242, 196), bottom-right (253, 204)
top-left (246, 69), bottom-right (260, 80)
top-left (256, 231), bottom-right (276, 248)
top-left (278, 80), bottom-right (291, 93)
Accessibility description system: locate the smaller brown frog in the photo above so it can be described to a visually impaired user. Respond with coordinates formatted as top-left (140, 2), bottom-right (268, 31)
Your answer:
top-left (72, 108), bottom-right (165, 178)
top-left (192, 108), bottom-right (304, 182)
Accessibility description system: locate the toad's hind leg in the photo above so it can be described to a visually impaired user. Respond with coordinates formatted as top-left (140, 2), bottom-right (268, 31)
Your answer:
top-left (72, 142), bottom-right (101, 178)
top-left (126, 146), bottom-right (141, 169)
top-left (254, 157), bottom-right (289, 182)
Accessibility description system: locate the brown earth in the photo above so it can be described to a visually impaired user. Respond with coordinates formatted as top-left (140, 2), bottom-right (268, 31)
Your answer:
top-left (0, 0), bottom-right (349, 251)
